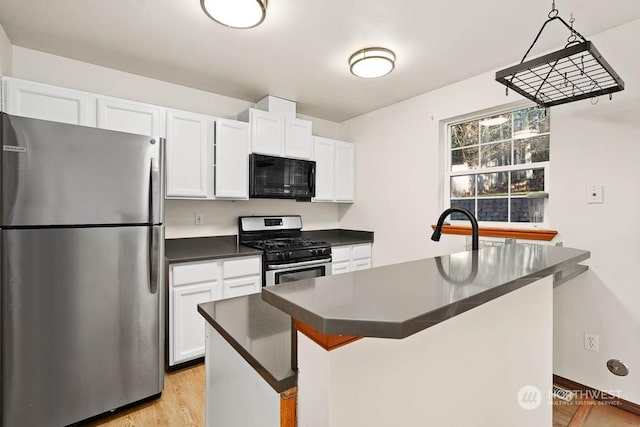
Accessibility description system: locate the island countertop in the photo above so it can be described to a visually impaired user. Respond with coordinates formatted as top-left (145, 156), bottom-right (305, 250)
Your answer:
top-left (262, 243), bottom-right (589, 339)
top-left (198, 294), bottom-right (296, 393)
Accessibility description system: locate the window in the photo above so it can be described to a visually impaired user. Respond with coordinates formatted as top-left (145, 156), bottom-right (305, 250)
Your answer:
top-left (446, 105), bottom-right (550, 224)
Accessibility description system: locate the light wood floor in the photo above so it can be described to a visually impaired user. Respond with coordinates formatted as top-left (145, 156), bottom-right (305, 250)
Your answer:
top-left (83, 364), bottom-right (205, 427)
top-left (552, 392), bottom-right (640, 427)
top-left (83, 365), bottom-right (640, 426)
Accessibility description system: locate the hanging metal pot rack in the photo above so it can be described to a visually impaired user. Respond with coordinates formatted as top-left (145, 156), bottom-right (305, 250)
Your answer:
top-left (495, 1), bottom-right (624, 107)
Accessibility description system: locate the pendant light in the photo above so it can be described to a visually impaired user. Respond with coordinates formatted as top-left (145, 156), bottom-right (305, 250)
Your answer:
top-left (349, 48), bottom-right (396, 79)
top-left (201, 0), bottom-right (267, 29)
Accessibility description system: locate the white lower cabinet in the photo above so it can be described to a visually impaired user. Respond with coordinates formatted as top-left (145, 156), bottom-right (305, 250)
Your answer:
top-left (169, 255), bottom-right (262, 367)
top-left (223, 276), bottom-right (262, 299)
top-left (331, 243), bottom-right (372, 275)
top-left (173, 282), bottom-right (221, 364)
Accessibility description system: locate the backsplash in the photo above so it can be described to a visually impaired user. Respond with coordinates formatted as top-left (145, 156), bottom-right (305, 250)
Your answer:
top-left (165, 199), bottom-right (341, 239)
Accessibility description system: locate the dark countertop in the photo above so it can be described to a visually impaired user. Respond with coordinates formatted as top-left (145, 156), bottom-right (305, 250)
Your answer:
top-left (165, 235), bottom-right (262, 263)
top-left (263, 244), bottom-right (590, 339)
top-left (165, 230), bottom-right (374, 263)
top-left (198, 294), bottom-right (296, 393)
top-left (301, 229), bottom-right (373, 246)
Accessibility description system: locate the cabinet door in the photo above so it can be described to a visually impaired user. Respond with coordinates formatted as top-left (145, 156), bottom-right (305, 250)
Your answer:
top-left (165, 110), bottom-right (214, 198)
top-left (222, 256), bottom-right (261, 279)
top-left (351, 243), bottom-right (372, 261)
top-left (335, 141), bottom-right (355, 202)
top-left (97, 97), bottom-right (164, 137)
top-left (284, 118), bottom-right (312, 159)
top-left (3, 77), bottom-right (96, 126)
top-left (332, 261), bottom-right (351, 275)
top-left (250, 109), bottom-right (283, 156)
top-left (351, 258), bottom-right (372, 271)
top-left (172, 282), bottom-right (221, 365)
top-left (215, 118), bottom-right (249, 199)
top-left (223, 275), bottom-right (261, 299)
top-left (312, 137), bottom-right (335, 202)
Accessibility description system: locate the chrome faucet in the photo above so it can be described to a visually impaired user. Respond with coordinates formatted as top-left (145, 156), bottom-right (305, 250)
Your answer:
top-left (431, 208), bottom-right (480, 251)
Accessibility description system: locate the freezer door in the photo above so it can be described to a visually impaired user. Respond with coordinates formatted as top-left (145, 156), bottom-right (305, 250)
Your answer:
top-left (1, 113), bottom-right (164, 226)
top-left (1, 226), bottom-right (164, 427)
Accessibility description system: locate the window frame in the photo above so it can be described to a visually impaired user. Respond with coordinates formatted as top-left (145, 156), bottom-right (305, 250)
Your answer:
top-left (443, 101), bottom-right (551, 229)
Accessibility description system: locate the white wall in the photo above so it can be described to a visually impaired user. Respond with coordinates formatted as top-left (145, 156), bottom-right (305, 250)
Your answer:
top-left (339, 19), bottom-right (640, 404)
top-left (166, 199), bottom-right (340, 238)
top-left (0, 22), bottom-right (13, 76)
top-left (10, 47), bottom-right (342, 238)
top-left (550, 19), bottom-right (640, 405)
top-left (339, 67), bottom-right (520, 265)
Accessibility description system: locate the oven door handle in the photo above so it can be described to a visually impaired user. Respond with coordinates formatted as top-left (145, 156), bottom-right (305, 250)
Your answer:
top-left (268, 258), bottom-right (332, 270)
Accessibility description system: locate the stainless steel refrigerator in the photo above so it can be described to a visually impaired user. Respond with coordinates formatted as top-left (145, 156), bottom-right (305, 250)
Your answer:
top-left (0, 113), bottom-right (164, 426)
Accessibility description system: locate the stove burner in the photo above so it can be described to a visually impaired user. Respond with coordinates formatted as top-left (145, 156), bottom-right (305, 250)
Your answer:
top-left (248, 238), bottom-right (328, 251)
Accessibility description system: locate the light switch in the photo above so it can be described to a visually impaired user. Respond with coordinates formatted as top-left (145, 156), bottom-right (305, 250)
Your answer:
top-left (586, 185), bottom-right (604, 204)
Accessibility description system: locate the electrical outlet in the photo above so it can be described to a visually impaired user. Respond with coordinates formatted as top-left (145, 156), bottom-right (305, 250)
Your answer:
top-left (195, 213), bottom-right (204, 225)
top-left (584, 333), bottom-right (599, 352)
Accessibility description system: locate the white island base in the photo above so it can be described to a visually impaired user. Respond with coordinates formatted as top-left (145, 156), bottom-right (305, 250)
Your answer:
top-left (296, 276), bottom-right (553, 427)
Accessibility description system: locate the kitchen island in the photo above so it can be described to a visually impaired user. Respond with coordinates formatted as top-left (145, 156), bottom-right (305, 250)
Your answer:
top-left (199, 243), bottom-right (589, 427)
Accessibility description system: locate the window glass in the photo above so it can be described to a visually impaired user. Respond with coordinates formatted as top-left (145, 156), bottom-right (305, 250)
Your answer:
top-left (447, 106), bottom-right (549, 224)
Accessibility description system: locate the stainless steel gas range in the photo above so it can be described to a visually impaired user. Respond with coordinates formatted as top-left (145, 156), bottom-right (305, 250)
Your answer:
top-left (239, 216), bottom-right (332, 286)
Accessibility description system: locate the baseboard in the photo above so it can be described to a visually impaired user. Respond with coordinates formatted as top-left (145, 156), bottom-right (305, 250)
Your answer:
top-left (553, 374), bottom-right (640, 416)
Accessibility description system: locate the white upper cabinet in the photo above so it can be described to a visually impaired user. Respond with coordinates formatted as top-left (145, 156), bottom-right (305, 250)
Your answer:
top-left (239, 108), bottom-right (313, 159)
top-left (284, 118), bottom-right (313, 159)
top-left (97, 97), bottom-right (165, 137)
top-left (241, 108), bottom-right (283, 156)
top-left (215, 118), bottom-right (249, 199)
top-left (335, 141), bottom-right (355, 202)
top-left (2, 77), bottom-right (96, 126)
top-left (312, 137), bottom-right (335, 202)
top-left (165, 110), bottom-right (214, 199)
top-left (312, 137), bottom-right (355, 203)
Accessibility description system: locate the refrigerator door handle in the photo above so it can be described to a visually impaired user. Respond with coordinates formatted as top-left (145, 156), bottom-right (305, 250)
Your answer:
top-left (149, 227), bottom-right (160, 294)
top-left (150, 156), bottom-right (161, 224)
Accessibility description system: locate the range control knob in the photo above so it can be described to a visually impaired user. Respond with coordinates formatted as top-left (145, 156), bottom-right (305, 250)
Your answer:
top-left (310, 249), bottom-right (317, 256)
top-left (286, 252), bottom-right (292, 259)
top-left (277, 253), bottom-right (283, 259)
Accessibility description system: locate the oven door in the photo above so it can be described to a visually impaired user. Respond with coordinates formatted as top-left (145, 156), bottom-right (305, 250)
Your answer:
top-left (265, 258), bottom-right (332, 286)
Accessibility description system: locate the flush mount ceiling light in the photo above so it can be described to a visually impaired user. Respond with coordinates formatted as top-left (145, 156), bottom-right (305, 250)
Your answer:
top-left (200, 0), bottom-right (267, 29)
top-left (496, 0), bottom-right (624, 107)
top-left (349, 47), bottom-right (396, 79)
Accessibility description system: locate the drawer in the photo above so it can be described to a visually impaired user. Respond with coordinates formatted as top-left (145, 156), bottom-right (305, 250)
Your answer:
top-left (332, 261), bottom-right (351, 275)
top-left (331, 246), bottom-right (351, 263)
top-left (223, 256), bottom-right (261, 279)
top-left (223, 275), bottom-right (261, 299)
top-left (352, 244), bottom-right (372, 260)
top-left (351, 258), bottom-right (372, 271)
top-left (171, 260), bottom-right (219, 286)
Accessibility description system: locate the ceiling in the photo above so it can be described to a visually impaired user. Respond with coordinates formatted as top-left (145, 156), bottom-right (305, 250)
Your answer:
top-left (0, 0), bottom-right (639, 122)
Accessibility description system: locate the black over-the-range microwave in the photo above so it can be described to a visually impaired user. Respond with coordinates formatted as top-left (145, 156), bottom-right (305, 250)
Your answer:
top-left (249, 154), bottom-right (316, 201)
